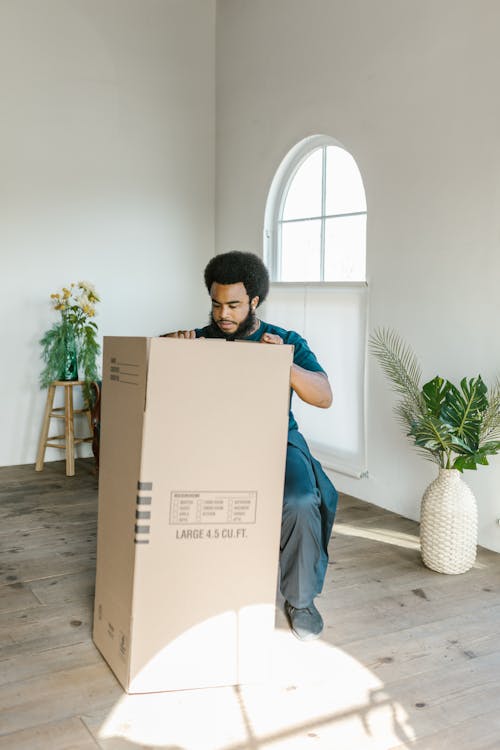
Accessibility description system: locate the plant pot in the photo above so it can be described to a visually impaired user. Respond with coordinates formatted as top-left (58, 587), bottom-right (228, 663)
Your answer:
top-left (59, 325), bottom-right (78, 381)
top-left (420, 468), bottom-right (478, 574)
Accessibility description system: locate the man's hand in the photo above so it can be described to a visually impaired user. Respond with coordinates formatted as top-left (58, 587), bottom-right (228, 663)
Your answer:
top-left (161, 330), bottom-right (197, 339)
top-left (260, 332), bottom-right (283, 345)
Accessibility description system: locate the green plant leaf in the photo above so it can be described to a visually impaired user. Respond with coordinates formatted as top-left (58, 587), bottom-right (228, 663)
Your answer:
top-left (453, 455), bottom-right (479, 471)
top-left (452, 441), bottom-right (500, 471)
top-left (422, 376), bottom-right (452, 417)
top-left (77, 325), bottom-right (101, 407)
top-left (478, 440), bottom-right (500, 454)
top-left (409, 415), bottom-right (455, 453)
top-left (453, 451), bottom-right (488, 472)
top-left (440, 376), bottom-right (488, 450)
top-left (39, 321), bottom-right (71, 387)
top-left (443, 435), bottom-right (472, 455)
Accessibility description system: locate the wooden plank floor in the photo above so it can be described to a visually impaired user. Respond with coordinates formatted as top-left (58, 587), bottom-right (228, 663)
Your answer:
top-left (1, 459), bottom-right (500, 749)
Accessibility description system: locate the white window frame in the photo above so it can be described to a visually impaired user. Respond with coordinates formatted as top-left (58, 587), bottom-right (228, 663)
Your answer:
top-left (264, 134), bottom-right (367, 283)
top-left (263, 135), bottom-right (368, 478)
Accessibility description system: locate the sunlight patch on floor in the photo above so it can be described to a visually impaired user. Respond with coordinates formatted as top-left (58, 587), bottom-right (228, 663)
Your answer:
top-left (89, 629), bottom-right (415, 750)
top-left (333, 522), bottom-right (487, 570)
top-left (334, 522), bottom-right (421, 550)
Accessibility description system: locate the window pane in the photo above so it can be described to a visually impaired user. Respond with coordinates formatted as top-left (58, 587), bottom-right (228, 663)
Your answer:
top-left (264, 284), bottom-right (368, 476)
top-left (280, 219), bottom-right (321, 281)
top-left (282, 148), bottom-right (322, 220)
top-left (325, 146), bottom-right (366, 215)
top-left (324, 215), bottom-right (366, 281)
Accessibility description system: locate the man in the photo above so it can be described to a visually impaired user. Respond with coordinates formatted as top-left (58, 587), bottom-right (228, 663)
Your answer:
top-left (164, 251), bottom-right (338, 640)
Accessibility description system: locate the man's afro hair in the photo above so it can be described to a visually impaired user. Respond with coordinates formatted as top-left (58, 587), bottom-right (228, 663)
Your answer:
top-left (204, 251), bottom-right (269, 307)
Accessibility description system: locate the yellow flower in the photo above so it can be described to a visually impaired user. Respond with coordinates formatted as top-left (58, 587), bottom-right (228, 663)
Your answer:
top-left (47, 281), bottom-right (99, 322)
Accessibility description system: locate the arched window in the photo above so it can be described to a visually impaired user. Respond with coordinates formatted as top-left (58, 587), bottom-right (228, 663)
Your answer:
top-left (265, 135), bottom-right (367, 282)
top-left (263, 135), bottom-right (368, 479)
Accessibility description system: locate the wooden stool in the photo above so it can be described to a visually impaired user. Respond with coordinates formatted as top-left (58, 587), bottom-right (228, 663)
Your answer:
top-left (35, 381), bottom-right (93, 477)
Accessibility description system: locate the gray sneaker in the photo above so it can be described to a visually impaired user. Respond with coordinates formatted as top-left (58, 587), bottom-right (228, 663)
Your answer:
top-left (285, 600), bottom-right (324, 641)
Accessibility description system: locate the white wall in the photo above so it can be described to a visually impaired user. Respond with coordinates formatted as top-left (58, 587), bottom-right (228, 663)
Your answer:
top-left (4, 0), bottom-right (500, 553)
top-left (0, 0), bottom-right (215, 466)
top-left (216, 0), bottom-right (500, 552)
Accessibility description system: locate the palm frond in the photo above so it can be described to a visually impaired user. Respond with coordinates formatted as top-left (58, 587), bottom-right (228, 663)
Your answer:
top-left (414, 446), bottom-right (444, 466)
top-left (480, 379), bottom-right (500, 443)
top-left (369, 327), bottom-right (425, 429)
top-left (394, 397), bottom-right (422, 432)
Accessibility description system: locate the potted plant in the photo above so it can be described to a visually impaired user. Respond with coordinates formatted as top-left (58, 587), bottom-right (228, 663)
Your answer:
top-left (39, 281), bottom-right (101, 406)
top-left (369, 327), bottom-right (500, 573)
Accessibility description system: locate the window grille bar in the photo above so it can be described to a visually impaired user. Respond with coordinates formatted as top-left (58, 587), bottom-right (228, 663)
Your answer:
top-left (270, 280), bottom-right (368, 289)
top-left (278, 210), bottom-right (367, 225)
top-left (320, 146), bottom-right (327, 281)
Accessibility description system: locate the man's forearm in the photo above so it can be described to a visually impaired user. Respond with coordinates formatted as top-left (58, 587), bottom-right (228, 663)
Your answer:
top-left (290, 365), bottom-right (333, 408)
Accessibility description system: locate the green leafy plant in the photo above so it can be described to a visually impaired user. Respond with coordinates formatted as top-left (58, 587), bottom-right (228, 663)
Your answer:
top-left (369, 328), bottom-right (500, 471)
top-left (40, 281), bottom-right (101, 405)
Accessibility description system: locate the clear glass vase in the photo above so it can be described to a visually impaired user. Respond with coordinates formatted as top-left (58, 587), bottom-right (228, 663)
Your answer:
top-left (59, 323), bottom-right (78, 381)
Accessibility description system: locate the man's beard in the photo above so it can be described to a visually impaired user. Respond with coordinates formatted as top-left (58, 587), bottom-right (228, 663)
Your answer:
top-left (206, 306), bottom-right (258, 340)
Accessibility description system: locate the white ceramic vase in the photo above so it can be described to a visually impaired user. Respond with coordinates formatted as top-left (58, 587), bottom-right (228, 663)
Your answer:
top-left (420, 468), bottom-right (478, 574)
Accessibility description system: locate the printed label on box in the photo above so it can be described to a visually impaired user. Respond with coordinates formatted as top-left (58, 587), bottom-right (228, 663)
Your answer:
top-left (109, 357), bottom-right (141, 386)
top-left (170, 491), bottom-right (257, 525)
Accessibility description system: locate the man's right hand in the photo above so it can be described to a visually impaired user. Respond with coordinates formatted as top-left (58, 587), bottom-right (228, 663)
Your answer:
top-left (160, 330), bottom-right (197, 339)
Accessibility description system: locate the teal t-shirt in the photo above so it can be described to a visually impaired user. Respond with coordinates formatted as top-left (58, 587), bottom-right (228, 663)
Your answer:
top-left (194, 320), bottom-right (326, 431)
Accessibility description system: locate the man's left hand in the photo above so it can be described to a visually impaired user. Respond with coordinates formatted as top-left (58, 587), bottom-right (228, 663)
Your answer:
top-left (260, 333), bottom-right (283, 345)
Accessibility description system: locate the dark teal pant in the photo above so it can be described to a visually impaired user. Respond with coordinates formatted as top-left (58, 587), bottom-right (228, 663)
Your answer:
top-left (280, 430), bottom-right (338, 608)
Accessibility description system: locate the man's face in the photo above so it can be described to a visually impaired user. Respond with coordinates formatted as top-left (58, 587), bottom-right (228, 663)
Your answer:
top-left (210, 282), bottom-right (259, 339)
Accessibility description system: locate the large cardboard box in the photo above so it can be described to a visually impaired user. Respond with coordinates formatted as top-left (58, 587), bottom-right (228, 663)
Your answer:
top-left (93, 336), bottom-right (293, 693)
